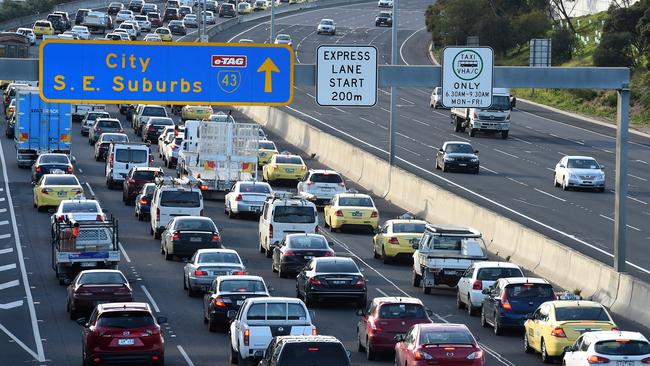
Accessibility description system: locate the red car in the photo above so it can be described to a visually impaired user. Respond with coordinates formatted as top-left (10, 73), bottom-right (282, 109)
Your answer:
top-left (357, 297), bottom-right (433, 360)
top-left (67, 269), bottom-right (132, 319)
top-left (147, 12), bottom-right (162, 27)
top-left (122, 166), bottom-right (163, 205)
top-left (394, 323), bottom-right (485, 366)
top-left (78, 302), bottom-right (166, 366)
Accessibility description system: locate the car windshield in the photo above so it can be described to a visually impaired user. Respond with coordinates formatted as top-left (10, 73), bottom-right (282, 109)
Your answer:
top-left (143, 107), bottom-right (166, 116)
top-left (476, 267), bottom-right (523, 281)
top-left (380, 12), bottom-right (391, 17)
top-left (505, 283), bottom-right (554, 299)
top-left (259, 141), bottom-right (276, 150)
top-left (378, 303), bottom-right (426, 319)
top-left (61, 202), bottom-right (98, 213)
top-left (78, 272), bottom-right (125, 285)
top-left (96, 311), bottom-right (154, 328)
top-left (554, 306), bottom-right (610, 321)
top-left (160, 191), bottom-right (201, 207)
top-left (87, 112), bottom-right (108, 121)
top-left (40, 155), bottom-right (69, 164)
top-left (101, 134), bottom-right (128, 143)
top-left (445, 144), bottom-right (474, 154)
top-left (288, 236), bottom-right (328, 249)
top-left (132, 170), bottom-right (159, 180)
top-left (567, 159), bottom-right (600, 169)
top-left (219, 280), bottom-right (266, 293)
top-left (311, 173), bottom-right (342, 183)
top-left (150, 118), bottom-right (174, 126)
top-left (431, 236), bottom-right (468, 250)
top-left (277, 35), bottom-right (290, 41)
top-left (420, 330), bottom-right (474, 345)
top-left (315, 260), bottom-right (358, 273)
top-left (338, 197), bottom-right (373, 207)
top-left (239, 183), bottom-right (271, 193)
top-left (44, 176), bottom-right (78, 186)
top-left (275, 156), bottom-right (303, 164)
top-left (115, 149), bottom-right (148, 163)
top-left (198, 252), bottom-right (240, 264)
top-left (247, 303), bottom-right (306, 321)
top-left (175, 219), bottom-right (215, 231)
top-left (594, 340), bottom-right (650, 356)
top-left (273, 206), bottom-right (315, 224)
top-left (97, 120), bottom-right (121, 128)
top-left (485, 95), bottom-right (511, 111)
top-left (392, 223), bottom-right (426, 233)
top-left (278, 343), bottom-right (348, 366)
top-left (321, 20), bottom-right (334, 25)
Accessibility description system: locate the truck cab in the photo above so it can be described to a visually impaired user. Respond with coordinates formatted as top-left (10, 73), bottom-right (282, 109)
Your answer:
top-left (450, 88), bottom-right (512, 139)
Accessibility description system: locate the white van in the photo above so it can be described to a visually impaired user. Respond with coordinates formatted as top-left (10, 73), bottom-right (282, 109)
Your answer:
top-left (105, 142), bottom-right (151, 189)
top-left (258, 192), bottom-right (318, 258)
top-left (150, 177), bottom-right (204, 239)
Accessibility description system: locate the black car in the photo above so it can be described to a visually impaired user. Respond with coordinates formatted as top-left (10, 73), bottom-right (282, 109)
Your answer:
top-left (53, 11), bottom-right (71, 29)
top-left (161, 217), bottom-right (222, 260)
top-left (135, 183), bottom-right (156, 221)
top-left (5, 116), bottom-right (15, 139)
top-left (75, 9), bottom-right (90, 25)
top-left (375, 11), bottom-right (392, 27)
top-left (47, 14), bottom-right (66, 32)
top-left (163, 7), bottom-right (179, 21)
top-left (219, 3), bottom-right (236, 17)
top-left (141, 117), bottom-right (175, 143)
top-left (128, 0), bottom-right (145, 13)
top-left (435, 141), bottom-right (480, 173)
top-left (259, 335), bottom-right (351, 366)
top-left (108, 2), bottom-right (124, 15)
top-left (202, 275), bottom-right (269, 331)
top-left (168, 20), bottom-right (187, 35)
top-left (178, 5), bottom-right (192, 18)
top-left (296, 257), bottom-right (367, 308)
top-left (272, 234), bottom-right (334, 277)
top-left (31, 153), bottom-right (73, 183)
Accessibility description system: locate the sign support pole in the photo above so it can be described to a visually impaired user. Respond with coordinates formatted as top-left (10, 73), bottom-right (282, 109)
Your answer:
top-left (388, 0), bottom-right (398, 166)
top-left (614, 84), bottom-right (630, 272)
top-left (270, 0), bottom-right (275, 43)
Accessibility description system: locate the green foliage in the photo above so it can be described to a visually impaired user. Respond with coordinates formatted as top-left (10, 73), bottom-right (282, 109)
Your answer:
top-left (594, 0), bottom-right (650, 68)
top-left (512, 10), bottom-right (551, 51)
top-left (0, 0), bottom-right (57, 23)
top-left (593, 32), bottom-right (634, 67)
top-left (551, 28), bottom-right (574, 65)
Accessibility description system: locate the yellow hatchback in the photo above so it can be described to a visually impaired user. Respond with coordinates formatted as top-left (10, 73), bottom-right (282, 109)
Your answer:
top-left (258, 140), bottom-right (278, 167)
top-left (33, 174), bottom-right (84, 212)
top-left (33, 20), bottom-right (55, 38)
top-left (181, 105), bottom-right (213, 121)
top-left (154, 27), bottom-right (172, 41)
top-left (262, 153), bottom-right (306, 182)
top-left (324, 192), bottom-right (379, 233)
top-left (524, 299), bottom-right (618, 362)
top-left (372, 215), bottom-right (427, 263)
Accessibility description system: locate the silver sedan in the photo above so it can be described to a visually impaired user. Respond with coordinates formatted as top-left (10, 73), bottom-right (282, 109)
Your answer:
top-left (183, 249), bottom-right (246, 297)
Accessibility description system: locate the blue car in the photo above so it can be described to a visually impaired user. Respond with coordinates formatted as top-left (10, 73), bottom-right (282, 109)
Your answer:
top-left (480, 277), bottom-right (555, 335)
top-left (135, 183), bottom-right (156, 221)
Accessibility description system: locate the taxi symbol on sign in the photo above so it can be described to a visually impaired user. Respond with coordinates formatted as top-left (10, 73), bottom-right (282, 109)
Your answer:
top-left (217, 70), bottom-right (241, 94)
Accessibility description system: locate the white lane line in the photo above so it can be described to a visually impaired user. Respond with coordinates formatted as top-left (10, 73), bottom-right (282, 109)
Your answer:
top-left (507, 177), bottom-right (528, 186)
top-left (376, 288), bottom-right (389, 297)
top-left (534, 188), bottom-right (567, 202)
top-left (0, 263), bottom-right (16, 272)
top-left (399, 26), bottom-right (426, 65)
top-left (599, 214), bottom-right (642, 231)
top-left (378, 88), bottom-right (391, 96)
top-left (332, 107), bottom-right (349, 114)
top-left (85, 182), bottom-right (96, 198)
top-left (140, 285), bottom-right (161, 313)
top-left (119, 242), bottom-right (131, 263)
top-left (636, 159), bottom-right (649, 165)
top-left (451, 134), bottom-right (471, 142)
top-left (305, 92), bottom-right (315, 99)
top-left (409, 117), bottom-right (430, 126)
top-left (550, 133), bottom-right (585, 145)
top-left (400, 97), bottom-right (415, 105)
top-left (627, 196), bottom-right (648, 205)
top-left (285, 106), bottom-right (650, 275)
top-left (511, 136), bottom-right (533, 145)
top-left (0, 233), bottom-right (10, 240)
top-left (0, 208), bottom-right (6, 213)
top-left (0, 324), bottom-right (41, 362)
top-left (0, 300), bottom-right (23, 309)
top-left (493, 148), bottom-right (519, 159)
top-left (78, 168), bottom-right (83, 173)
top-left (627, 173), bottom-right (647, 182)
top-left (177, 345), bottom-right (196, 366)
top-left (546, 167), bottom-right (555, 172)
top-left (380, 107), bottom-right (390, 113)
top-left (0, 197), bottom-right (5, 202)
top-left (0, 220), bottom-right (8, 226)
top-left (480, 166), bottom-right (499, 174)
top-left (0, 248), bottom-right (13, 255)
top-left (0, 280), bottom-right (19, 290)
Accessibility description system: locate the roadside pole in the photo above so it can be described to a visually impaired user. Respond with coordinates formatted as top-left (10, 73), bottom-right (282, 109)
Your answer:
top-left (388, 0), bottom-right (397, 166)
top-left (614, 84), bottom-right (630, 272)
top-left (270, 0), bottom-right (276, 43)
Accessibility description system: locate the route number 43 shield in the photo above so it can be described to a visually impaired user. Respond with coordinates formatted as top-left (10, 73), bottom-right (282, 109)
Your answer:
top-left (218, 70), bottom-right (241, 94)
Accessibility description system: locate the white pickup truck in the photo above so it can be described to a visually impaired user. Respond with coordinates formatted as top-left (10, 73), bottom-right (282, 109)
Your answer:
top-left (228, 297), bottom-right (316, 364)
top-left (450, 88), bottom-right (513, 139)
top-left (412, 225), bottom-right (487, 294)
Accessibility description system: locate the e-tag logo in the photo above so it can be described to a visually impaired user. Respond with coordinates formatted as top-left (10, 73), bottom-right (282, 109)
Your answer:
top-left (211, 55), bottom-right (247, 67)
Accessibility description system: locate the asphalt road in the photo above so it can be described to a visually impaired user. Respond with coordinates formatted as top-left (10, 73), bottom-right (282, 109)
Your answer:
top-left (212, 0), bottom-right (650, 281)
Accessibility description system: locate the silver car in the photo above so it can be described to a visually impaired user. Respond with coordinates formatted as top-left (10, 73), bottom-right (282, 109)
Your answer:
top-left (554, 155), bottom-right (606, 192)
top-left (183, 13), bottom-right (198, 28)
top-left (316, 18), bottom-right (335, 35)
top-left (183, 249), bottom-right (246, 296)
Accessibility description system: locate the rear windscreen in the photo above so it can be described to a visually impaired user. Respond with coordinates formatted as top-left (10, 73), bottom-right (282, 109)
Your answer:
top-left (420, 330), bottom-right (474, 345)
top-left (175, 219), bottom-right (215, 231)
top-left (273, 206), bottom-right (315, 224)
top-left (310, 173), bottom-right (342, 183)
top-left (96, 311), bottom-right (154, 328)
top-left (115, 149), bottom-right (148, 163)
top-left (97, 120), bottom-right (121, 128)
top-left (44, 176), bottom-right (78, 186)
top-left (278, 343), bottom-right (348, 366)
top-left (554, 306), bottom-right (610, 321)
top-left (133, 171), bottom-right (157, 180)
top-left (315, 260), bottom-right (358, 273)
top-left (259, 142), bottom-right (276, 150)
top-left (61, 202), bottom-right (98, 213)
top-left (275, 156), bottom-right (303, 164)
top-left (377, 304), bottom-right (426, 319)
top-left (101, 134), bottom-right (128, 143)
top-left (239, 183), bottom-right (271, 193)
top-left (151, 119), bottom-right (174, 126)
top-left (393, 223), bottom-right (426, 233)
top-left (220, 280), bottom-right (265, 293)
top-left (143, 107), bottom-right (166, 117)
top-left (160, 191), bottom-right (201, 207)
top-left (476, 267), bottom-right (523, 281)
top-left (247, 303), bottom-right (306, 321)
top-left (338, 197), bottom-right (373, 207)
top-left (198, 252), bottom-right (239, 264)
top-left (505, 284), bottom-right (554, 300)
top-left (79, 272), bottom-right (125, 285)
top-left (594, 340), bottom-right (650, 356)
top-left (40, 155), bottom-right (69, 164)
top-left (288, 236), bottom-right (327, 249)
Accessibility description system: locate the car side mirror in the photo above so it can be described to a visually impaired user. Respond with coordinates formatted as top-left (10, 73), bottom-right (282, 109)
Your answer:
top-left (346, 350), bottom-right (351, 359)
top-left (356, 308), bottom-right (364, 316)
top-left (559, 164), bottom-right (565, 168)
top-left (328, 241), bottom-right (335, 247)
top-left (309, 310), bottom-right (316, 320)
top-left (157, 316), bottom-right (167, 324)
top-left (76, 318), bottom-right (88, 327)
top-left (227, 310), bottom-right (237, 321)
top-left (564, 346), bottom-right (574, 353)
top-left (438, 148), bottom-right (443, 152)
top-left (31, 181), bottom-right (36, 186)
top-left (71, 156), bottom-right (77, 164)
top-left (267, 287), bottom-right (275, 293)
top-left (394, 334), bottom-right (405, 342)
top-left (474, 150), bottom-right (479, 154)
top-left (481, 288), bottom-right (490, 295)
top-left (373, 227), bottom-right (381, 234)
top-left (525, 313), bottom-right (534, 320)
top-left (600, 165), bottom-right (606, 170)
top-left (411, 243), bottom-right (419, 250)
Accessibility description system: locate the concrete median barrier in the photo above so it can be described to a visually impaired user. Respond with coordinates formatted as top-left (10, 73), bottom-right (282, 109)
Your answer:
top-left (238, 104), bottom-right (649, 327)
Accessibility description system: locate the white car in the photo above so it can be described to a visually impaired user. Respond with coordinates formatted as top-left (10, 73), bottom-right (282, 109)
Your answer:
top-left (563, 331), bottom-right (650, 366)
top-left (122, 20), bottom-right (141, 36)
top-left (112, 30), bottom-right (131, 41)
top-left (200, 10), bottom-right (215, 24)
top-left (430, 86), bottom-right (443, 108)
top-left (134, 15), bottom-right (151, 32)
top-left (254, 0), bottom-right (270, 11)
top-left (115, 10), bottom-right (134, 23)
top-left (296, 169), bottom-right (346, 205)
top-left (70, 25), bottom-right (90, 40)
top-left (50, 198), bottom-right (105, 234)
top-left (117, 24), bottom-right (137, 40)
top-left (378, 0), bottom-right (393, 7)
top-left (274, 33), bottom-right (292, 47)
top-left (158, 131), bottom-right (175, 157)
top-left (554, 155), bottom-right (606, 192)
top-left (162, 133), bottom-right (184, 168)
top-left (224, 181), bottom-right (272, 218)
top-left (316, 18), bottom-right (335, 35)
top-left (16, 28), bottom-right (36, 45)
top-left (143, 34), bottom-right (162, 42)
top-left (456, 261), bottom-right (524, 315)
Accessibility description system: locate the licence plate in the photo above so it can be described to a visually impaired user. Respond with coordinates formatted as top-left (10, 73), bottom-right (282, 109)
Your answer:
top-left (444, 270), bottom-right (460, 275)
top-left (236, 300), bottom-right (243, 306)
top-left (285, 168), bottom-right (295, 173)
top-left (57, 191), bottom-right (67, 196)
top-left (189, 237), bottom-right (202, 242)
top-left (332, 280), bottom-right (347, 285)
top-left (80, 262), bottom-right (96, 267)
top-left (51, 169), bottom-right (64, 174)
top-left (118, 338), bottom-right (134, 346)
top-left (251, 206), bottom-right (261, 212)
top-left (351, 211), bottom-right (362, 217)
top-left (617, 362), bottom-right (633, 366)
top-left (304, 256), bottom-right (313, 260)
top-left (458, 163), bottom-right (467, 166)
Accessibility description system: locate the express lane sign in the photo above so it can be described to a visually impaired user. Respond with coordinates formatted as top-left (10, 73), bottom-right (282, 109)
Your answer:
top-left (39, 40), bottom-right (294, 106)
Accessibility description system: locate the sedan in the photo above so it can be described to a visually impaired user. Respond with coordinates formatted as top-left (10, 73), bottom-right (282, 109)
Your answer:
top-left (162, 216), bottom-right (222, 260)
top-left (94, 133), bottom-right (129, 161)
top-left (435, 141), bottom-right (479, 173)
top-left (272, 233), bottom-right (334, 277)
top-left (372, 215), bottom-right (427, 263)
top-left (143, 34), bottom-right (162, 42)
top-left (181, 105), bottom-right (213, 121)
top-left (66, 269), bottom-right (132, 319)
top-left (202, 275), bottom-right (269, 331)
top-left (70, 25), bottom-right (90, 39)
top-left (258, 139), bottom-right (278, 167)
top-left (31, 153), bottom-right (73, 183)
top-left (51, 198), bottom-right (105, 235)
top-left (395, 323), bottom-right (485, 366)
top-left (89, 118), bottom-right (124, 144)
top-left (134, 15), bottom-right (152, 32)
top-left (554, 155), bottom-right (605, 192)
top-left (33, 174), bottom-right (84, 212)
top-left (81, 111), bottom-right (110, 136)
top-left (107, 2), bottom-right (124, 15)
top-left (237, 2), bottom-right (252, 14)
top-left (563, 331), bottom-right (650, 366)
top-left (115, 9), bottom-right (135, 23)
top-left (183, 13), bottom-right (198, 28)
top-left (183, 249), bottom-right (245, 297)
top-left (224, 181), bottom-right (272, 218)
top-left (168, 20), bottom-right (186, 35)
top-left (323, 192), bottom-right (379, 233)
top-left (200, 10), bottom-right (216, 24)
top-left (296, 257), bottom-right (367, 308)
top-left (274, 33), bottom-right (292, 47)
top-left (135, 183), bottom-right (156, 221)
top-left (375, 11), bottom-right (392, 27)
top-left (316, 18), bottom-right (335, 35)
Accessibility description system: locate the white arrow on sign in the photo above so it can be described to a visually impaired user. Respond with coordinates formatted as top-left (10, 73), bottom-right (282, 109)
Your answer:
top-left (0, 300), bottom-right (23, 310)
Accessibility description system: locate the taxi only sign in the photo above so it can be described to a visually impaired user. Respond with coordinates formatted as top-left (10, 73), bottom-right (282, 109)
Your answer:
top-left (442, 47), bottom-right (494, 108)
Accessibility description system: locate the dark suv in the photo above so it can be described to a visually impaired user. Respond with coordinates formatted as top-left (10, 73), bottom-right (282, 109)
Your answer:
top-left (219, 3), bottom-right (236, 17)
top-left (128, 0), bottom-right (145, 13)
top-left (163, 7), bottom-right (179, 21)
top-left (141, 117), bottom-right (175, 143)
top-left (375, 11), bottom-right (392, 27)
top-left (47, 14), bottom-right (66, 32)
top-left (78, 302), bottom-right (166, 366)
top-left (122, 166), bottom-right (164, 204)
top-left (259, 335), bottom-right (351, 366)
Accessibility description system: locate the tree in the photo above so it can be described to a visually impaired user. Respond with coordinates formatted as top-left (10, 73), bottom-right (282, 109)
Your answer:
top-left (549, 0), bottom-right (576, 33)
top-left (593, 32), bottom-right (634, 67)
top-left (551, 28), bottom-right (574, 64)
top-left (511, 10), bottom-right (552, 51)
top-left (426, 0), bottom-right (491, 46)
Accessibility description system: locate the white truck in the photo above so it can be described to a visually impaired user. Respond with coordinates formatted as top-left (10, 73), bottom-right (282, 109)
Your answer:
top-left (72, 104), bottom-right (106, 122)
top-left (177, 120), bottom-right (259, 199)
top-left (412, 225), bottom-right (487, 294)
top-left (450, 88), bottom-right (513, 139)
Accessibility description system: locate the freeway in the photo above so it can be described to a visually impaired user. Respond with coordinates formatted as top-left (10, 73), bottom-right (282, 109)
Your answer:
top-left (213, 0), bottom-right (650, 281)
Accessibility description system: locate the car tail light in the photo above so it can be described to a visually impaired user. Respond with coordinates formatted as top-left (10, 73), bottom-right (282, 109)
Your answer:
top-left (148, 155), bottom-right (153, 167)
top-left (339, 182), bottom-right (346, 187)
top-left (200, 209), bottom-right (204, 216)
top-left (414, 350), bottom-right (433, 360)
top-left (200, 184), bottom-right (208, 190)
top-left (640, 357), bottom-right (650, 364)
top-left (283, 250), bottom-right (295, 257)
top-left (212, 233), bottom-right (220, 241)
top-left (66, 166), bottom-right (73, 173)
top-left (501, 291), bottom-right (512, 310)
top-left (172, 231), bottom-right (180, 241)
top-left (8, 107), bottom-right (13, 113)
top-left (41, 188), bottom-right (53, 194)
top-left (92, 357), bottom-right (102, 363)
top-left (118, 128), bottom-right (124, 133)
top-left (467, 350), bottom-right (484, 359)
top-left (370, 211), bottom-right (378, 218)
top-left (388, 237), bottom-right (399, 245)
top-left (156, 207), bottom-right (160, 221)
top-left (232, 271), bottom-right (245, 275)
top-left (551, 327), bottom-right (567, 338)
top-left (243, 328), bottom-right (249, 346)
top-left (35, 165), bottom-right (42, 173)
top-left (269, 224), bottom-right (273, 239)
top-left (309, 277), bottom-right (322, 287)
top-left (96, 214), bottom-right (104, 221)
top-left (324, 250), bottom-right (334, 257)
top-left (472, 280), bottom-right (482, 290)
top-left (301, 166), bottom-right (306, 171)
top-left (587, 355), bottom-right (610, 364)
top-left (58, 215), bottom-right (65, 222)
top-left (139, 197), bottom-right (148, 205)
top-left (109, 153), bottom-right (114, 166)
top-left (311, 327), bottom-right (317, 336)
top-left (72, 188), bottom-right (83, 194)
top-left (114, 288), bottom-right (131, 296)
top-left (194, 270), bottom-right (208, 276)
top-left (472, 112), bottom-right (478, 119)
top-left (369, 319), bottom-right (381, 332)
top-left (148, 126), bottom-right (156, 131)
top-left (315, 225), bottom-right (319, 233)
top-left (611, 327), bottom-right (620, 331)
top-left (94, 127), bottom-right (102, 132)
top-left (127, 178), bottom-right (135, 184)
top-left (151, 356), bottom-right (160, 361)
top-left (335, 210), bottom-right (343, 217)
top-left (354, 278), bottom-right (366, 288)
top-left (213, 296), bottom-right (227, 307)
top-left (235, 194), bottom-right (242, 201)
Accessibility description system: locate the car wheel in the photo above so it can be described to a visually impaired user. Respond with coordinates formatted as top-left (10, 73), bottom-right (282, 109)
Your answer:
top-left (524, 332), bottom-right (534, 353)
top-left (541, 339), bottom-right (551, 363)
top-left (305, 292), bottom-right (316, 307)
top-left (164, 247), bottom-right (172, 261)
top-left (372, 242), bottom-right (379, 259)
top-left (456, 291), bottom-right (465, 309)
top-left (562, 177), bottom-right (570, 191)
top-left (442, 163), bottom-right (448, 172)
top-left (154, 229), bottom-right (161, 240)
top-left (423, 284), bottom-right (431, 294)
top-left (68, 300), bottom-right (78, 320)
top-left (411, 271), bottom-right (420, 287)
top-left (357, 328), bottom-right (365, 352)
top-left (160, 242), bottom-right (165, 255)
top-left (501, 130), bottom-right (509, 139)
top-left (493, 315), bottom-right (502, 335)
top-left (381, 246), bottom-right (391, 264)
top-left (278, 264), bottom-right (285, 278)
top-left (265, 246), bottom-right (272, 258)
top-left (554, 174), bottom-right (560, 187)
top-left (208, 317), bottom-right (218, 332)
top-left (228, 206), bottom-right (236, 219)
top-left (183, 275), bottom-right (187, 290)
top-left (366, 338), bottom-right (375, 360)
top-left (480, 307), bottom-right (488, 327)
top-left (469, 128), bottom-right (476, 137)
top-left (229, 343), bottom-right (239, 364)
top-left (187, 283), bottom-right (199, 297)
top-left (259, 239), bottom-right (265, 254)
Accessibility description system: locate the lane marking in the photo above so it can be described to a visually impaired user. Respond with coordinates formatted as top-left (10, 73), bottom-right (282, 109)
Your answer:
top-left (140, 285), bottom-right (161, 313)
top-left (0, 233), bottom-right (10, 239)
top-left (332, 107), bottom-right (349, 114)
top-left (480, 166), bottom-right (499, 174)
top-left (0, 280), bottom-right (19, 290)
top-left (0, 324), bottom-right (41, 362)
top-left (627, 196), bottom-right (648, 205)
top-left (400, 97), bottom-right (415, 105)
top-left (409, 117), bottom-right (430, 126)
top-left (599, 214), bottom-right (642, 231)
top-left (399, 26), bottom-right (426, 65)
top-left (397, 145), bottom-right (422, 157)
top-left (285, 106), bottom-right (650, 275)
top-left (85, 182), bottom-right (96, 198)
top-left (0, 198), bottom-right (5, 202)
top-left (628, 173), bottom-right (647, 182)
top-left (450, 134), bottom-right (471, 142)
top-left (0, 300), bottom-right (23, 309)
top-left (507, 177), bottom-right (528, 186)
top-left (177, 345), bottom-right (196, 366)
top-left (0, 208), bottom-right (6, 213)
top-left (534, 188), bottom-right (567, 202)
top-left (511, 136), bottom-right (532, 145)
top-left (493, 148), bottom-right (519, 159)
top-left (0, 263), bottom-right (16, 272)
top-left (119, 242), bottom-right (131, 263)
top-left (0, 248), bottom-right (13, 254)
top-left (0, 220), bottom-right (8, 226)
top-left (636, 159), bottom-right (649, 165)
top-left (376, 288), bottom-right (389, 297)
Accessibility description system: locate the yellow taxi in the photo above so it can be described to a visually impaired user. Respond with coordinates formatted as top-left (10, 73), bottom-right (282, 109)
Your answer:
top-left (154, 27), bottom-right (172, 41)
top-left (258, 139), bottom-right (278, 167)
top-left (372, 213), bottom-right (427, 263)
top-left (262, 152), bottom-right (306, 182)
top-left (524, 297), bottom-right (618, 363)
top-left (33, 20), bottom-right (55, 38)
top-left (181, 105), bottom-right (213, 121)
top-left (33, 174), bottom-right (84, 212)
top-left (324, 191), bottom-right (379, 233)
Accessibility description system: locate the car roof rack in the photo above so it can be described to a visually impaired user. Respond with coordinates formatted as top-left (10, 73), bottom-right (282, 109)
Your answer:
top-left (155, 175), bottom-right (200, 189)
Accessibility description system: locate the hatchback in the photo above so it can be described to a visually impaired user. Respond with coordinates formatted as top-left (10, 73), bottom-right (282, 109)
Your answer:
top-left (271, 233), bottom-right (334, 277)
top-left (563, 331), bottom-right (650, 366)
top-left (395, 323), bottom-right (485, 366)
top-left (67, 270), bottom-right (132, 319)
top-left (122, 166), bottom-right (164, 204)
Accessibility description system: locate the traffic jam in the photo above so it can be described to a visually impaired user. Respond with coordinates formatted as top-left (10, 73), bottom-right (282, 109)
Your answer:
top-left (1, 0), bottom-right (650, 366)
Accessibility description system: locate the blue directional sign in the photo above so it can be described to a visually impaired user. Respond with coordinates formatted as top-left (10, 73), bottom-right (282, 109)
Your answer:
top-left (39, 40), bottom-right (294, 106)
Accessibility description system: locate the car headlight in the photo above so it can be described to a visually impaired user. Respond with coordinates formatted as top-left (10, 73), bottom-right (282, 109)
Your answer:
top-left (444, 157), bottom-right (455, 161)
top-left (570, 173), bottom-right (579, 180)
top-left (470, 158), bottom-right (479, 163)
